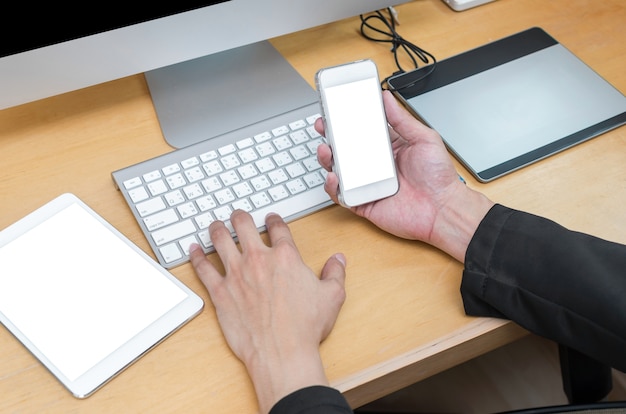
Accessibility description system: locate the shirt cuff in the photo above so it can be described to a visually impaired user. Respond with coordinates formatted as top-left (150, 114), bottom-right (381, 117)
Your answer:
top-left (269, 385), bottom-right (352, 414)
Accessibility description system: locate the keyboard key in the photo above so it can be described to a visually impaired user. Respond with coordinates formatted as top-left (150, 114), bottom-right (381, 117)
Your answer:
top-left (273, 136), bottom-right (292, 150)
top-left (123, 176), bottom-right (142, 190)
top-left (218, 143), bottom-right (237, 156)
top-left (219, 170), bottom-right (240, 186)
top-left (166, 173), bottom-right (186, 189)
top-left (201, 177), bottom-right (222, 192)
top-left (184, 166), bottom-right (205, 182)
top-left (196, 195), bottom-right (217, 212)
top-left (303, 172), bottom-right (325, 187)
top-left (306, 138), bottom-right (324, 153)
top-left (306, 114), bottom-right (320, 124)
top-left (306, 125), bottom-right (321, 138)
top-left (250, 192), bottom-right (271, 208)
top-left (303, 156), bottom-right (322, 172)
top-left (162, 163), bottom-right (181, 175)
top-left (152, 220), bottom-right (196, 246)
top-left (221, 154), bottom-right (240, 169)
top-left (238, 148), bottom-right (258, 163)
top-left (286, 178), bottom-right (307, 195)
top-left (289, 119), bottom-right (307, 130)
top-left (268, 169), bottom-right (288, 185)
top-left (194, 212), bottom-right (214, 229)
top-left (203, 160), bottom-right (223, 176)
top-left (290, 145), bottom-right (310, 160)
top-left (290, 130), bottom-right (309, 145)
top-left (272, 125), bottom-right (290, 136)
top-left (164, 190), bottom-right (185, 206)
top-left (237, 137), bottom-right (255, 149)
top-left (256, 142), bottom-right (275, 157)
top-left (198, 230), bottom-right (211, 248)
top-left (254, 131), bottom-right (272, 142)
top-left (286, 163), bottom-right (306, 178)
top-left (213, 206), bottom-right (233, 221)
top-left (136, 197), bottom-right (166, 217)
top-left (232, 182), bottom-right (253, 198)
top-left (255, 158), bottom-right (275, 173)
top-left (199, 150), bottom-right (218, 162)
top-left (251, 175), bottom-right (271, 190)
top-left (273, 152), bottom-right (293, 167)
top-left (238, 164), bottom-right (258, 179)
top-left (178, 235), bottom-right (198, 256)
top-left (148, 180), bottom-right (168, 196)
top-left (268, 185), bottom-right (289, 201)
top-left (182, 183), bottom-right (204, 200)
top-left (160, 243), bottom-right (183, 264)
top-left (181, 157), bottom-right (199, 169)
top-left (128, 186), bottom-right (149, 203)
top-left (232, 198), bottom-right (253, 212)
top-left (143, 170), bottom-right (162, 182)
top-left (214, 188), bottom-right (235, 205)
top-left (177, 202), bottom-right (199, 219)
top-left (144, 209), bottom-right (179, 231)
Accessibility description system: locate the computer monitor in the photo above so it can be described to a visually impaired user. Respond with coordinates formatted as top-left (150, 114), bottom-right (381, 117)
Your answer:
top-left (1, 0), bottom-right (408, 148)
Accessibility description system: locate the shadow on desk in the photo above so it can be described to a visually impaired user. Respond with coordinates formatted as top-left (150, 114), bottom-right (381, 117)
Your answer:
top-left (356, 402), bottom-right (626, 414)
top-left (355, 335), bottom-right (626, 413)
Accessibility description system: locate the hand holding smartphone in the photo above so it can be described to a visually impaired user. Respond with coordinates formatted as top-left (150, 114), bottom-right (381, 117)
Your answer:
top-left (316, 59), bottom-right (399, 207)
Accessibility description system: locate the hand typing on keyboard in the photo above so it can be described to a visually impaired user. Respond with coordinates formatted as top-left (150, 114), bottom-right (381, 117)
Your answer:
top-left (112, 106), bottom-right (333, 268)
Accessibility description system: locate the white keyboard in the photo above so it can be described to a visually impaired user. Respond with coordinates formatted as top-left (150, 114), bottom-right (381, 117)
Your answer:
top-left (112, 104), bottom-right (333, 268)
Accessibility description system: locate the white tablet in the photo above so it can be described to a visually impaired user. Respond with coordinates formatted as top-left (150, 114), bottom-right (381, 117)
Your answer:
top-left (0, 193), bottom-right (204, 398)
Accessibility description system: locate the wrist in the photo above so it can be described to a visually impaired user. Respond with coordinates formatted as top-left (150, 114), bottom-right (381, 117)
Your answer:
top-left (245, 345), bottom-right (329, 414)
top-left (429, 182), bottom-right (494, 262)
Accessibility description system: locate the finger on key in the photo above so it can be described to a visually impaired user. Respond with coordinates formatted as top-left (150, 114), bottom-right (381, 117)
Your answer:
top-left (209, 219), bottom-right (240, 264)
top-left (189, 243), bottom-right (224, 287)
top-left (230, 210), bottom-right (265, 252)
top-left (265, 213), bottom-right (297, 250)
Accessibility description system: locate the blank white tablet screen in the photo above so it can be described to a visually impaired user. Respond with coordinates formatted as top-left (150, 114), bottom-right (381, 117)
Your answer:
top-left (0, 202), bottom-right (187, 382)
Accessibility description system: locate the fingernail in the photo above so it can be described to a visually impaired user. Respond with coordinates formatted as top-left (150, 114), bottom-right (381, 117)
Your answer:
top-left (334, 253), bottom-right (347, 267)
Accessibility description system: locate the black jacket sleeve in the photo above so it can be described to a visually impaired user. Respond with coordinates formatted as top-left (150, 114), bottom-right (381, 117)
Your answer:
top-left (269, 386), bottom-right (352, 414)
top-left (461, 204), bottom-right (626, 372)
top-left (270, 204), bottom-right (626, 413)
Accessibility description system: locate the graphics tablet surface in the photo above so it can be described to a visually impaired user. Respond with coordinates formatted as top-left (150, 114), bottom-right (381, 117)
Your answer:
top-left (0, 193), bottom-right (204, 398)
top-left (388, 28), bottom-right (626, 182)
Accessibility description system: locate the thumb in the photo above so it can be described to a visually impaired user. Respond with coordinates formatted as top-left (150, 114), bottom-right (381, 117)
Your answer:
top-left (320, 253), bottom-right (347, 303)
top-left (318, 253), bottom-right (347, 340)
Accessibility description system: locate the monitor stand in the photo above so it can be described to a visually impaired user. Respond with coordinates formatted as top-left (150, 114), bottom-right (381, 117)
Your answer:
top-left (145, 41), bottom-right (319, 149)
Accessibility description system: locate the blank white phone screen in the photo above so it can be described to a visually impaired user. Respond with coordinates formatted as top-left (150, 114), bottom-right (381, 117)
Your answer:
top-left (0, 202), bottom-right (187, 382)
top-left (325, 77), bottom-right (395, 191)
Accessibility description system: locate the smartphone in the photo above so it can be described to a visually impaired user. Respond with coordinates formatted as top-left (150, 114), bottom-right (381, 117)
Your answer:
top-left (315, 59), bottom-right (399, 207)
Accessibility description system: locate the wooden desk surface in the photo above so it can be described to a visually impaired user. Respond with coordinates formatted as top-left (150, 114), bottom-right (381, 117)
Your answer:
top-left (1, 0), bottom-right (625, 412)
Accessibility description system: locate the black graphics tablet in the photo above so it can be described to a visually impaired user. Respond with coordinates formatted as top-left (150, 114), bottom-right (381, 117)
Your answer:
top-left (388, 27), bottom-right (626, 182)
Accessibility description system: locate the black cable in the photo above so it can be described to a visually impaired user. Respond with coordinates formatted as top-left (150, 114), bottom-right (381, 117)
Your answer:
top-left (359, 8), bottom-right (437, 91)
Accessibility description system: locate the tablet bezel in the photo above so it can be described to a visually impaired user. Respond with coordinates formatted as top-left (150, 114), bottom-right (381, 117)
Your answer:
top-left (0, 193), bottom-right (204, 398)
